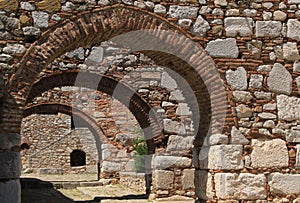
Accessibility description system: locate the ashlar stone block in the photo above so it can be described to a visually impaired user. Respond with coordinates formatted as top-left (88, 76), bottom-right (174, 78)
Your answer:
top-left (199, 145), bottom-right (243, 170)
top-left (268, 173), bottom-right (300, 195)
top-left (215, 173), bottom-right (267, 200)
top-left (153, 170), bottom-right (174, 190)
top-left (251, 139), bottom-right (289, 168)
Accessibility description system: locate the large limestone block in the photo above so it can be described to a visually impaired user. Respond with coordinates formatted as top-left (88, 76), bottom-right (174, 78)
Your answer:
top-left (268, 173), bottom-right (300, 195)
top-left (153, 170), bottom-right (174, 190)
top-left (215, 173), bottom-right (267, 199)
top-left (251, 139), bottom-right (289, 168)
top-left (287, 19), bottom-right (300, 41)
top-left (283, 42), bottom-right (300, 62)
top-left (267, 63), bottom-right (292, 95)
top-left (256, 21), bottom-right (282, 37)
top-left (168, 6), bottom-right (198, 18)
top-left (226, 67), bottom-right (248, 90)
top-left (182, 169), bottom-right (195, 190)
top-left (166, 135), bottom-right (194, 152)
top-left (286, 126), bottom-right (300, 142)
top-left (163, 119), bottom-right (186, 135)
top-left (152, 156), bottom-right (191, 169)
top-left (199, 145), bottom-right (244, 170)
top-left (224, 17), bottom-right (253, 37)
top-left (277, 94), bottom-right (300, 121)
top-left (194, 170), bottom-right (214, 200)
top-left (205, 38), bottom-right (239, 58)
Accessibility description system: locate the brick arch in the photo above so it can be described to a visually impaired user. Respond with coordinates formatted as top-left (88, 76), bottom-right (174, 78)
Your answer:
top-left (23, 102), bottom-right (106, 162)
top-left (2, 4), bottom-right (227, 147)
top-left (26, 71), bottom-right (162, 153)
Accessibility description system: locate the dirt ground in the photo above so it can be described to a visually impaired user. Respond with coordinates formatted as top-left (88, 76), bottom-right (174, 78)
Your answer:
top-left (20, 174), bottom-right (195, 203)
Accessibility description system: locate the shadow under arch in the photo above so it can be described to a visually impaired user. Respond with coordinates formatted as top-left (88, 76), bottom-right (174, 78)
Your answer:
top-left (26, 71), bottom-right (163, 154)
top-left (23, 102), bottom-right (107, 179)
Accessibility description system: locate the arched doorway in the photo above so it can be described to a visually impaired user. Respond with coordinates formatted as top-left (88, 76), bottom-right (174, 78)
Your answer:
top-left (0, 5), bottom-right (227, 202)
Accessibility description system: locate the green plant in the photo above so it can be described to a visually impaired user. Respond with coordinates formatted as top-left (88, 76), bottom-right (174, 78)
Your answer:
top-left (132, 137), bottom-right (148, 173)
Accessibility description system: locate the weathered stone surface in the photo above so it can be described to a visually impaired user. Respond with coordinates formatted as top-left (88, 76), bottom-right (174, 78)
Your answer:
top-left (66, 47), bottom-right (85, 60)
top-left (153, 170), bottom-right (174, 190)
top-left (232, 91), bottom-right (252, 102)
top-left (166, 135), bottom-right (193, 152)
top-left (283, 42), bottom-right (300, 61)
top-left (176, 103), bottom-right (191, 116)
top-left (215, 173), bottom-right (267, 199)
top-left (39, 168), bottom-right (63, 175)
top-left (0, 53), bottom-right (12, 62)
top-left (214, 0), bottom-right (227, 6)
top-left (224, 17), bottom-right (253, 37)
top-left (267, 63), bottom-right (292, 95)
top-left (163, 119), bottom-right (186, 135)
top-left (296, 145), bottom-right (300, 168)
top-left (182, 169), bottom-right (195, 190)
top-left (268, 173), bottom-right (300, 195)
top-left (236, 104), bottom-right (252, 118)
top-left (273, 10), bottom-right (287, 21)
top-left (249, 74), bottom-right (263, 89)
top-left (277, 94), bottom-right (300, 121)
top-left (256, 21), bottom-right (282, 37)
top-left (286, 126), bottom-right (300, 142)
top-left (0, 133), bottom-right (21, 150)
top-left (257, 65), bottom-right (272, 72)
top-left (0, 151), bottom-right (21, 179)
top-left (3, 44), bottom-right (26, 55)
top-left (0, 180), bottom-right (20, 203)
top-left (154, 4), bottom-right (166, 14)
top-left (287, 19), bottom-right (300, 41)
top-left (199, 145), bottom-right (243, 170)
top-left (263, 103), bottom-right (277, 111)
top-left (206, 38), bottom-right (239, 58)
top-left (32, 11), bottom-right (49, 28)
top-left (230, 126), bottom-right (249, 145)
top-left (191, 15), bottom-right (210, 37)
top-left (152, 156), bottom-right (191, 169)
top-left (226, 67), bottom-right (247, 90)
top-left (20, 2), bottom-right (35, 11)
top-left (86, 46), bottom-right (103, 64)
top-left (35, 0), bottom-right (61, 12)
top-left (22, 26), bottom-right (41, 36)
top-left (258, 112), bottom-right (277, 119)
top-left (254, 91), bottom-right (272, 101)
top-left (161, 72), bottom-right (177, 90)
top-left (169, 90), bottom-right (184, 102)
top-left (115, 133), bottom-right (138, 146)
top-left (251, 139), bottom-right (289, 168)
top-left (194, 170), bottom-right (213, 200)
top-left (168, 6), bottom-right (198, 18)
top-left (203, 133), bottom-right (228, 146)
top-left (102, 161), bottom-right (123, 172)
top-left (0, 0), bottom-right (18, 11)
top-left (178, 19), bottom-right (192, 29)
top-left (288, 0), bottom-right (300, 3)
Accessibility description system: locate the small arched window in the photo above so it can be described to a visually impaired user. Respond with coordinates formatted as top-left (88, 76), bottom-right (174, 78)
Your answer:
top-left (70, 149), bottom-right (86, 167)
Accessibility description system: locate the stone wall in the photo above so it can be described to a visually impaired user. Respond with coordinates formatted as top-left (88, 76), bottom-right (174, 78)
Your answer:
top-left (0, 0), bottom-right (300, 202)
top-left (21, 114), bottom-right (99, 174)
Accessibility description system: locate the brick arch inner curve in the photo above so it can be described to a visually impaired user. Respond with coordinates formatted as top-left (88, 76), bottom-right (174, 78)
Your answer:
top-left (2, 4), bottom-right (227, 147)
top-left (26, 71), bottom-right (162, 153)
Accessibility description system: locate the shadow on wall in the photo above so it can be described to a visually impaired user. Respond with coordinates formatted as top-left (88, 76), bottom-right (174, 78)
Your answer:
top-left (20, 178), bottom-right (150, 203)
